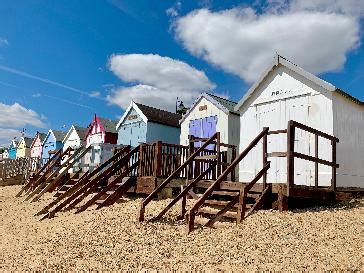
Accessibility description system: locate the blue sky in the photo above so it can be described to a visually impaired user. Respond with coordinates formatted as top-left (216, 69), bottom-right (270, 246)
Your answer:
top-left (0, 0), bottom-right (363, 146)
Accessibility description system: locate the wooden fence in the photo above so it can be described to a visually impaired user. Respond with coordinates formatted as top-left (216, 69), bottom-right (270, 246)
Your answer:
top-left (0, 157), bottom-right (41, 181)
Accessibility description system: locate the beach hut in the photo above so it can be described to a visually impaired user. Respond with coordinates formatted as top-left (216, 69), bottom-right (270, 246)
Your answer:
top-left (41, 130), bottom-right (66, 163)
top-left (116, 101), bottom-right (181, 147)
top-left (16, 137), bottom-right (34, 158)
top-left (8, 139), bottom-right (18, 159)
top-left (84, 115), bottom-right (118, 168)
top-left (2, 149), bottom-right (9, 159)
top-left (179, 93), bottom-right (240, 148)
top-left (234, 54), bottom-right (364, 189)
top-left (30, 132), bottom-right (47, 159)
top-left (62, 125), bottom-right (87, 172)
top-left (63, 125), bottom-right (87, 150)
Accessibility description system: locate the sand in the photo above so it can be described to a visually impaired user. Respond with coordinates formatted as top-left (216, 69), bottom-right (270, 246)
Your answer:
top-left (0, 185), bottom-right (363, 271)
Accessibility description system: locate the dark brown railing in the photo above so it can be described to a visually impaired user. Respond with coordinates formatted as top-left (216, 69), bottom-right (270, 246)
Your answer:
top-left (187, 127), bottom-right (270, 232)
top-left (138, 133), bottom-right (221, 222)
top-left (286, 120), bottom-right (339, 195)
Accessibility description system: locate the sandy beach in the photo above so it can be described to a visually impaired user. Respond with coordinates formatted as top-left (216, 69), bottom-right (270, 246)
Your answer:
top-left (0, 185), bottom-right (363, 271)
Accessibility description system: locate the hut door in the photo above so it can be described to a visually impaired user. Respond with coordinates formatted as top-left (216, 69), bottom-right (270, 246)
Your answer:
top-left (256, 101), bottom-right (285, 184)
top-left (281, 95), bottom-right (311, 186)
top-left (189, 116), bottom-right (217, 148)
top-left (202, 116), bottom-right (217, 150)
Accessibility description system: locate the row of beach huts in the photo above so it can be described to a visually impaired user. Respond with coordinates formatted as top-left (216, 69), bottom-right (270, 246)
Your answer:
top-left (3, 55), bottom-right (363, 231)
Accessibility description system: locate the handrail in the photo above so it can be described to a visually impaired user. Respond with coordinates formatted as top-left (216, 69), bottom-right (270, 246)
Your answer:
top-left (287, 120), bottom-right (339, 193)
top-left (290, 120), bottom-right (339, 142)
top-left (67, 146), bottom-right (135, 209)
top-left (23, 146), bottom-right (77, 201)
top-left (188, 127), bottom-right (269, 216)
top-left (138, 132), bottom-right (219, 222)
top-left (16, 147), bottom-right (70, 197)
top-left (204, 162), bottom-right (270, 228)
top-left (75, 153), bottom-right (140, 214)
top-left (30, 145), bottom-right (92, 203)
top-left (153, 162), bottom-right (217, 221)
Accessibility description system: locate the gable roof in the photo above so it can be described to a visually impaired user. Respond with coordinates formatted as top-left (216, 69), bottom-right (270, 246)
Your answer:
top-left (22, 137), bottom-right (34, 148)
top-left (180, 92), bottom-right (239, 124)
top-left (30, 132), bottom-right (46, 148)
top-left (43, 129), bottom-right (66, 144)
top-left (52, 130), bottom-right (67, 141)
top-left (98, 118), bottom-right (118, 134)
top-left (9, 139), bottom-right (18, 149)
top-left (63, 125), bottom-right (88, 143)
top-left (116, 101), bottom-right (181, 130)
top-left (235, 54), bottom-right (364, 111)
top-left (135, 103), bottom-right (181, 128)
top-left (74, 125), bottom-right (88, 140)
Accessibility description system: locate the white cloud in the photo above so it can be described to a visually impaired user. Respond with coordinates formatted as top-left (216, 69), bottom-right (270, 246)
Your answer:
top-left (166, 1), bottom-right (181, 17)
top-left (0, 102), bottom-right (46, 129)
top-left (174, 0), bottom-right (362, 82)
top-left (107, 53), bottom-right (216, 111)
top-left (90, 91), bottom-right (101, 97)
top-left (0, 128), bottom-right (21, 147)
top-left (0, 38), bottom-right (9, 47)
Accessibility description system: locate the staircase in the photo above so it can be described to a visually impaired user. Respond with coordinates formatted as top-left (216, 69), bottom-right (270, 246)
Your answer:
top-left (138, 128), bottom-right (272, 232)
top-left (16, 147), bottom-right (69, 198)
top-left (23, 146), bottom-right (90, 202)
top-left (35, 145), bottom-right (139, 219)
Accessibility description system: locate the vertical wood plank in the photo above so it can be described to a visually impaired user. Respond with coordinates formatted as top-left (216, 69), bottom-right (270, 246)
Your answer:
top-left (287, 120), bottom-right (295, 196)
top-left (315, 134), bottom-right (318, 188)
top-left (332, 139), bottom-right (337, 191)
top-left (262, 127), bottom-right (268, 189)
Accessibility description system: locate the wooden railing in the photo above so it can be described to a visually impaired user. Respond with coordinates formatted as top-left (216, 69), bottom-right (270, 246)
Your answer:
top-left (187, 127), bottom-right (270, 232)
top-left (138, 133), bottom-right (220, 222)
top-left (0, 157), bottom-right (41, 181)
top-left (286, 120), bottom-right (339, 195)
top-left (15, 148), bottom-right (65, 197)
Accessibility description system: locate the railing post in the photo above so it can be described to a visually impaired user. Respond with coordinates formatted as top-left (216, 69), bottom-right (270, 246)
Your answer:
top-left (231, 146), bottom-right (237, 182)
top-left (154, 141), bottom-right (162, 177)
top-left (331, 139), bottom-right (337, 191)
top-left (315, 134), bottom-right (319, 188)
top-left (216, 132), bottom-right (221, 178)
top-left (188, 135), bottom-right (194, 180)
top-left (138, 144), bottom-right (144, 176)
top-left (262, 127), bottom-right (268, 189)
top-left (286, 120), bottom-right (295, 196)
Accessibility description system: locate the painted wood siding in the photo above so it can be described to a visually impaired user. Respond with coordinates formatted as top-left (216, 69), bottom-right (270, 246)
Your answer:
top-left (333, 93), bottom-right (364, 188)
top-left (31, 136), bottom-right (43, 159)
top-left (117, 108), bottom-right (147, 147)
top-left (8, 142), bottom-right (17, 159)
top-left (86, 123), bottom-right (104, 146)
top-left (63, 128), bottom-right (82, 151)
top-left (238, 64), bottom-right (334, 186)
top-left (146, 122), bottom-right (180, 144)
top-left (180, 97), bottom-right (230, 146)
top-left (42, 133), bottom-right (58, 162)
top-left (16, 139), bottom-right (30, 158)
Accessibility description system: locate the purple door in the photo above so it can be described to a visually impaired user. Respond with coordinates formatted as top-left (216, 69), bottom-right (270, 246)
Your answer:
top-left (202, 116), bottom-right (217, 150)
top-left (189, 116), bottom-right (217, 149)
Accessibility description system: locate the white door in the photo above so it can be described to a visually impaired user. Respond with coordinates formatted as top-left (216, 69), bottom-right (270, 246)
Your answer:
top-left (256, 100), bottom-right (286, 183)
top-left (254, 94), bottom-right (311, 185)
top-left (281, 95), bottom-right (311, 186)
